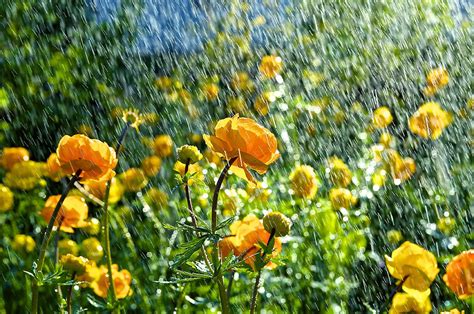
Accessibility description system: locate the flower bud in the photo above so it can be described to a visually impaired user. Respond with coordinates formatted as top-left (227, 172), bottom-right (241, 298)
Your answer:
top-left (60, 254), bottom-right (89, 275)
top-left (177, 145), bottom-right (203, 164)
top-left (263, 212), bottom-right (291, 237)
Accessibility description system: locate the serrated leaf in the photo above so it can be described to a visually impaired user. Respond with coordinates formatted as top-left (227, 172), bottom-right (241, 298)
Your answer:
top-left (216, 217), bottom-right (234, 231)
top-left (171, 237), bottom-right (207, 269)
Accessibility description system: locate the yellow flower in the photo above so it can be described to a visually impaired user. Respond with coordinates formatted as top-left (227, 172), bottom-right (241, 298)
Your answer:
top-left (0, 184), bottom-right (14, 212)
top-left (379, 133), bottom-right (394, 148)
top-left (81, 237), bottom-right (104, 262)
top-left (392, 157), bottom-right (416, 182)
top-left (144, 188), bottom-right (168, 211)
top-left (40, 195), bottom-right (89, 233)
top-left (75, 261), bottom-right (100, 288)
top-left (58, 239), bottom-right (79, 256)
top-left (443, 250), bottom-right (474, 299)
top-left (0, 147), bottom-right (30, 170)
top-left (46, 153), bottom-right (65, 181)
top-left (426, 67), bottom-right (449, 89)
top-left (328, 157), bottom-right (352, 188)
top-left (121, 108), bottom-right (143, 130)
top-left (141, 155), bottom-right (162, 177)
top-left (202, 83), bottom-right (219, 101)
top-left (173, 161), bottom-right (203, 186)
top-left (12, 234), bottom-right (36, 253)
top-left (263, 212), bottom-right (291, 237)
top-left (177, 145), bottom-right (202, 164)
top-left (372, 169), bottom-right (388, 188)
top-left (152, 135), bottom-right (173, 158)
top-left (204, 115), bottom-right (280, 184)
top-left (329, 188), bottom-right (357, 210)
top-left (229, 97), bottom-right (247, 114)
top-left (389, 290), bottom-right (432, 314)
top-left (84, 177), bottom-right (124, 204)
top-left (259, 55), bottom-right (283, 78)
top-left (231, 72), bottom-right (254, 93)
top-left (254, 92), bottom-right (274, 116)
top-left (385, 241), bottom-right (439, 293)
top-left (289, 165), bottom-right (318, 199)
top-left (60, 254), bottom-right (89, 275)
top-left (387, 230), bottom-right (403, 244)
top-left (3, 161), bottom-right (44, 190)
top-left (119, 168), bottom-right (148, 192)
top-left (57, 134), bottom-right (118, 181)
top-left (441, 309), bottom-right (465, 314)
top-left (409, 102), bottom-right (452, 140)
top-left (372, 106), bottom-right (393, 129)
top-left (154, 76), bottom-right (174, 91)
top-left (437, 217), bottom-right (456, 234)
top-left (83, 217), bottom-right (101, 235)
top-left (91, 264), bottom-right (132, 299)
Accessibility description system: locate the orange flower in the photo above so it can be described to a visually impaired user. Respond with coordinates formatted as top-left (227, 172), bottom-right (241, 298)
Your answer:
top-left (91, 264), bottom-right (133, 299)
top-left (409, 102), bottom-right (452, 140)
top-left (56, 134), bottom-right (117, 181)
top-left (443, 250), bottom-right (474, 299)
top-left (46, 153), bottom-right (65, 181)
top-left (0, 147), bottom-right (30, 170)
top-left (203, 115), bottom-right (280, 183)
top-left (218, 215), bottom-right (282, 270)
top-left (83, 177), bottom-right (124, 204)
top-left (40, 195), bottom-right (89, 233)
top-left (259, 55), bottom-right (283, 78)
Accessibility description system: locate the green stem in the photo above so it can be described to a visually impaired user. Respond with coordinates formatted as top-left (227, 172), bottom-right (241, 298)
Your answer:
top-left (210, 157), bottom-right (236, 314)
top-left (380, 275), bottom-right (409, 312)
top-left (66, 272), bottom-right (76, 314)
top-left (102, 122), bottom-right (130, 305)
top-left (250, 228), bottom-right (276, 314)
top-left (31, 169), bottom-right (82, 314)
top-left (54, 218), bottom-right (64, 309)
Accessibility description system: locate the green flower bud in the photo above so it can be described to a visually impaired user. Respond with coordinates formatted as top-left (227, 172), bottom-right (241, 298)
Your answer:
top-left (263, 212), bottom-right (291, 237)
top-left (177, 145), bottom-right (203, 164)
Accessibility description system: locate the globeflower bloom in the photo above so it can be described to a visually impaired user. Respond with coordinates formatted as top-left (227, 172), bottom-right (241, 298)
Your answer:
top-left (60, 254), bottom-right (90, 275)
top-left (426, 67), bottom-right (449, 89)
top-left (443, 250), bottom-right (474, 299)
top-left (84, 177), bottom-right (124, 204)
top-left (329, 188), bottom-right (357, 210)
top-left (46, 153), bottom-right (65, 181)
top-left (218, 214), bottom-right (282, 270)
top-left (203, 115), bottom-right (280, 183)
top-left (177, 145), bottom-right (202, 164)
top-left (372, 106), bottom-right (393, 129)
top-left (409, 102), bottom-right (452, 140)
top-left (40, 195), bottom-right (89, 233)
top-left (389, 290), bottom-right (432, 314)
top-left (259, 55), bottom-right (283, 78)
top-left (56, 134), bottom-right (118, 181)
top-left (12, 234), bottom-right (36, 253)
top-left (0, 184), bottom-right (14, 212)
top-left (289, 165), bottom-right (319, 199)
top-left (0, 147), bottom-right (30, 170)
top-left (91, 264), bottom-right (133, 299)
top-left (141, 155), bottom-right (162, 177)
top-left (3, 161), bottom-right (45, 190)
top-left (152, 135), bottom-right (174, 158)
top-left (119, 168), bottom-right (148, 192)
top-left (328, 157), bottom-right (352, 188)
top-left (385, 241), bottom-right (439, 293)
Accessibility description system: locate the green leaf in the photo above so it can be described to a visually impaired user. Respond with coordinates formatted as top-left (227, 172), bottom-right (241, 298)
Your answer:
top-left (171, 237), bottom-right (207, 269)
top-left (216, 217), bottom-right (234, 231)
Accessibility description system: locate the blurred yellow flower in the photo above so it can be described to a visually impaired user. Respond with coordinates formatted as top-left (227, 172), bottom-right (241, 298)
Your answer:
top-left (0, 184), bottom-right (14, 212)
top-left (141, 155), bottom-right (162, 177)
top-left (154, 76), bottom-right (174, 91)
top-left (119, 168), bottom-right (148, 192)
top-left (57, 134), bottom-right (118, 181)
top-left (372, 106), bottom-right (393, 129)
top-left (91, 264), bottom-right (132, 299)
top-left (81, 237), bottom-right (104, 262)
top-left (152, 135), bottom-right (174, 158)
top-left (263, 212), bottom-right (291, 237)
top-left (443, 250), bottom-right (474, 299)
top-left (60, 254), bottom-right (89, 275)
top-left (12, 234), bottom-right (36, 253)
top-left (84, 177), bottom-right (124, 204)
top-left (58, 239), bottom-right (79, 256)
top-left (40, 195), bottom-right (89, 233)
top-left (441, 309), bottom-right (465, 314)
top-left (3, 161), bottom-right (44, 190)
top-left (202, 83), bottom-right (219, 101)
top-left (254, 92), bottom-right (274, 116)
top-left (379, 133), bottom-right (394, 148)
top-left (328, 157), bottom-right (352, 188)
top-left (409, 102), bottom-right (452, 140)
top-left (391, 157), bottom-right (416, 182)
top-left (329, 188), bottom-right (357, 210)
top-left (177, 145), bottom-right (202, 164)
top-left (122, 108), bottom-right (143, 130)
top-left (46, 153), bottom-right (65, 181)
top-left (437, 217), bottom-right (456, 234)
top-left (387, 230), bottom-right (403, 244)
top-left (83, 217), bottom-right (101, 235)
top-left (389, 290), bottom-right (432, 314)
top-left (385, 241), bottom-right (439, 293)
top-left (231, 72), bottom-right (254, 93)
top-left (203, 115), bottom-right (280, 183)
top-left (426, 67), bottom-right (449, 90)
top-left (259, 55), bottom-right (283, 79)
top-left (289, 165), bottom-right (319, 199)
top-left (144, 188), bottom-right (168, 211)
top-left (229, 97), bottom-right (247, 114)
top-left (0, 147), bottom-right (30, 170)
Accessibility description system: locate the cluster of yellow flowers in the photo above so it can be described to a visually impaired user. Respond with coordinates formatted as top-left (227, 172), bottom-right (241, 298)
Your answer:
top-left (386, 242), bottom-right (473, 313)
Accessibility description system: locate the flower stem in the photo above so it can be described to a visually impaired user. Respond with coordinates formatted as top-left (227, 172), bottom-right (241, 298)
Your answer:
top-left (183, 160), bottom-right (213, 271)
top-left (31, 169), bottom-right (82, 314)
top-left (250, 228), bottom-right (276, 314)
top-left (66, 272), bottom-right (76, 314)
top-left (380, 275), bottom-right (409, 312)
top-left (102, 122), bottom-right (130, 304)
top-left (210, 157), bottom-right (236, 314)
top-left (54, 218), bottom-right (64, 309)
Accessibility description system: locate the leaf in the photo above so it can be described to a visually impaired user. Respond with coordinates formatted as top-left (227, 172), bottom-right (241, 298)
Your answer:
top-left (171, 237), bottom-right (207, 269)
top-left (173, 269), bottom-right (212, 279)
top-left (87, 294), bottom-right (107, 309)
top-left (216, 217), bottom-right (234, 231)
top-left (177, 222), bottom-right (211, 234)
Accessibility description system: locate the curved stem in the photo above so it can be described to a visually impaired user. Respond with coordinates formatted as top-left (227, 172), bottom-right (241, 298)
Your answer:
top-left (183, 160), bottom-right (213, 271)
top-left (209, 157), bottom-right (236, 314)
top-left (31, 169), bottom-right (82, 314)
top-left (102, 122), bottom-right (130, 305)
top-left (250, 228), bottom-right (276, 314)
top-left (66, 272), bottom-right (76, 314)
top-left (380, 275), bottom-right (409, 312)
top-left (54, 218), bottom-right (64, 308)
